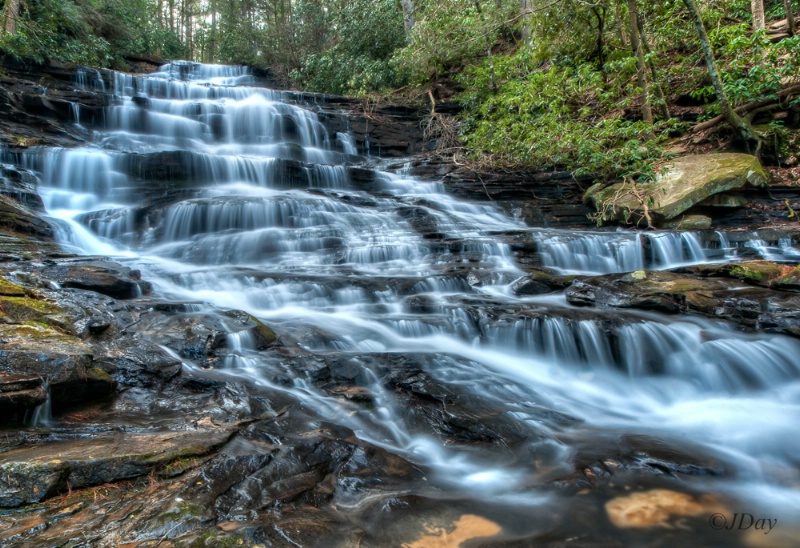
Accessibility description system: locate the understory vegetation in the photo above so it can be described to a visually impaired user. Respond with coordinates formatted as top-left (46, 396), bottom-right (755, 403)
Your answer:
top-left (1, 0), bottom-right (799, 181)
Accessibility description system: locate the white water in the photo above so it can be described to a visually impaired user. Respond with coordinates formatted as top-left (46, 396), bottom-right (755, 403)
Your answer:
top-left (533, 228), bottom-right (799, 274)
top-left (5, 62), bottom-right (799, 526)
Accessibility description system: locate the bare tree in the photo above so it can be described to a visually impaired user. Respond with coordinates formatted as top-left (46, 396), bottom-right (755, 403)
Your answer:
top-left (636, 11), bottom-right (670, 118)
top-left (784, 0), bottom-right (796, 36)
top-left (401, 0), bottom-right (415, 35)
top-left (752, 0), bottom-right (766, 31)
top-left (2, 0), bottom-right (22, 35)
top-left (628, 0), bottom-right (652, 124)
top-left (682, 0), bottom-right (758, 145)
top-left (520, 0), bottom-right (532, 43)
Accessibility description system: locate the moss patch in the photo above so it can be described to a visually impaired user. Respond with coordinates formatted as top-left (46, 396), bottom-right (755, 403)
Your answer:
top-left (0, 296), bottom-right (62, 315)
top-left (589, 154), bottom-right (768, 226)
top-left (723, 261), bottom-right (786, 285)
top-left (247, 314), bottom-right (277, 349)
top-left (0, 276), bottom-right (27, 297)
top-left (774, 266), bottom-right (800, 290)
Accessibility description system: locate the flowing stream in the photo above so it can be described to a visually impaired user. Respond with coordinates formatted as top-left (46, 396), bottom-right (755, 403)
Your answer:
top-left (5, 62), bottom-right (800, 540)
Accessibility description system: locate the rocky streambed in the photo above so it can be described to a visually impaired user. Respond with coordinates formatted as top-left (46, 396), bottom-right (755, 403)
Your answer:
top-left (0, 58), bottom-right (798, 547)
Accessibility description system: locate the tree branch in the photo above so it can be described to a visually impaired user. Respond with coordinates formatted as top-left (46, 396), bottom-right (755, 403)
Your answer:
top-left (689, 83), bottom-right (800, 134)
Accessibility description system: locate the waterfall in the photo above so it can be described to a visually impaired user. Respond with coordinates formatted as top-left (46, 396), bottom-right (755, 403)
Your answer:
top-left (534, 228), bottom-right (799, 274)
top-left (3, 61), bottom-right (799, 534)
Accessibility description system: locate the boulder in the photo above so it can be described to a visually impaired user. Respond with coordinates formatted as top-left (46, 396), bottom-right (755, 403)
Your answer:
top-left (586, 154), bottom-right (768, 227)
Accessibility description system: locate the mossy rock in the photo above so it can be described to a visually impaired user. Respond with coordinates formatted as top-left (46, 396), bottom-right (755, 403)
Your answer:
top-left (700, 193), bottom-right (748, 208)
top-left (0, 295), bottom-right (74, 333)
top-left (773, 266), bottom-right (800, 290)
top-left (222, 309), bottom-right (277, 350)
top-left (589, 154), bottom-right (768, 226)
top-left (721, 261), bottom-right (787, 285)
top-left (0, 276), bottom-right (27, 297)
top-left (249, 317), bottom-right (277, 349)
top-left (662, 214), bottom-right (712, 230)
top-left (0, 296), bottom-right (62, 319)
top-left (679, 261), bottom-right (798, 290)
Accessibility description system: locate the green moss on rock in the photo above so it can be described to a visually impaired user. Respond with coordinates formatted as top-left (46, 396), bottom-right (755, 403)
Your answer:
top-left (0, 276), bottom-right (27, 297)
top-left (589, 154), bottom-right (768, 226)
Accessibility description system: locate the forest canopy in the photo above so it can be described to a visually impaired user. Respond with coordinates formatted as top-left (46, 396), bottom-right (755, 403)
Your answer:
top-left (1, 0), bottom-right (799, 180)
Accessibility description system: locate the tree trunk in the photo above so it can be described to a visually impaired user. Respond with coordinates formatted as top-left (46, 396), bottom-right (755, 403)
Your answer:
top-left (401, 0), bottom-right (415, 35)
top-left (628, 0), bottom-right (652, 124)
top-left (637, 12), bottom-right (670, 118)
top-left (785, 0), bottom-right (796, 36)
top-left (752, 0), bottom-right (766, 31)
top-left (592, 6), bottom-right (605, 70)
top-left (614, 0), bottom-right (629, 48)
top-left (682, 0), bottom-right (759, 145)
top-left (2, 0), bottom-right (21, 35)
top-left (520, 0), bottom-right (532, 43)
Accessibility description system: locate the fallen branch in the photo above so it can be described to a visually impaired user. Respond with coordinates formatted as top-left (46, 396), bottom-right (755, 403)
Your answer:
top-left (689, 83), bottom-right (800, 134)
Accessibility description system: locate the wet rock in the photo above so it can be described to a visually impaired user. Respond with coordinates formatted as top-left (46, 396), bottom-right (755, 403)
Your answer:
top-left (402, 294), bottom-right (441, 314)
top-left (213, 415), bottom-right (423, 521)
top-left (512, 270), bottom-right (578, 295)
top-left (0, 165), bottom-right (45, 211)
top-left (586, 154), bottom-right (768, 227)
top-left (97, 343), bottom-right (182, 387)
top-left (0, 195), bottom-right (53, 238)
top-left (0, 324), bottom-right (116, 411)
top-left (397, 205), bottom-right (444, 238)
top-left (0, 276), bottom-right (27, 296)
top-left (605, 489), bottom-right (726, 529)
top-left (774, 265), bottom-right (800, 290)
top-left (130, 308), bottom-right (277, 370)
top-left (403, 514), bottom-right (503, 547)
top-left (0, 57), bottom-right (108, 149)
top-left (0, 429), bottom-right (233, 507)
top-left (0, 373), bottom-right (46, 423)
top-left (38, 260), bottom-right (150, 299)
top-left (675, 260), bottom-right (798, 288)
top-left (566, 268), bottom-right (800, 335)
top-left (222, 309), bottom-right (277, 350)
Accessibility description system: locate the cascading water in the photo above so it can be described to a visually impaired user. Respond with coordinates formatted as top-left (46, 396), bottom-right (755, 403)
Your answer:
top-left (5, 61), bottom-right (800, 540)
top-left (532, 228), bottom-right (799, 274)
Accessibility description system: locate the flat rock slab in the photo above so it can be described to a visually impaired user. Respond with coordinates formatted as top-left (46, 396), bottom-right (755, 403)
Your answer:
top-left (566, 268), bottom-right (800, 336)
top-left (0, 429), bottom-right (234, 507)
top-left (587, 154), bottom-right (768, 226)
top-left (39, 260), bottom-right (151, 300)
